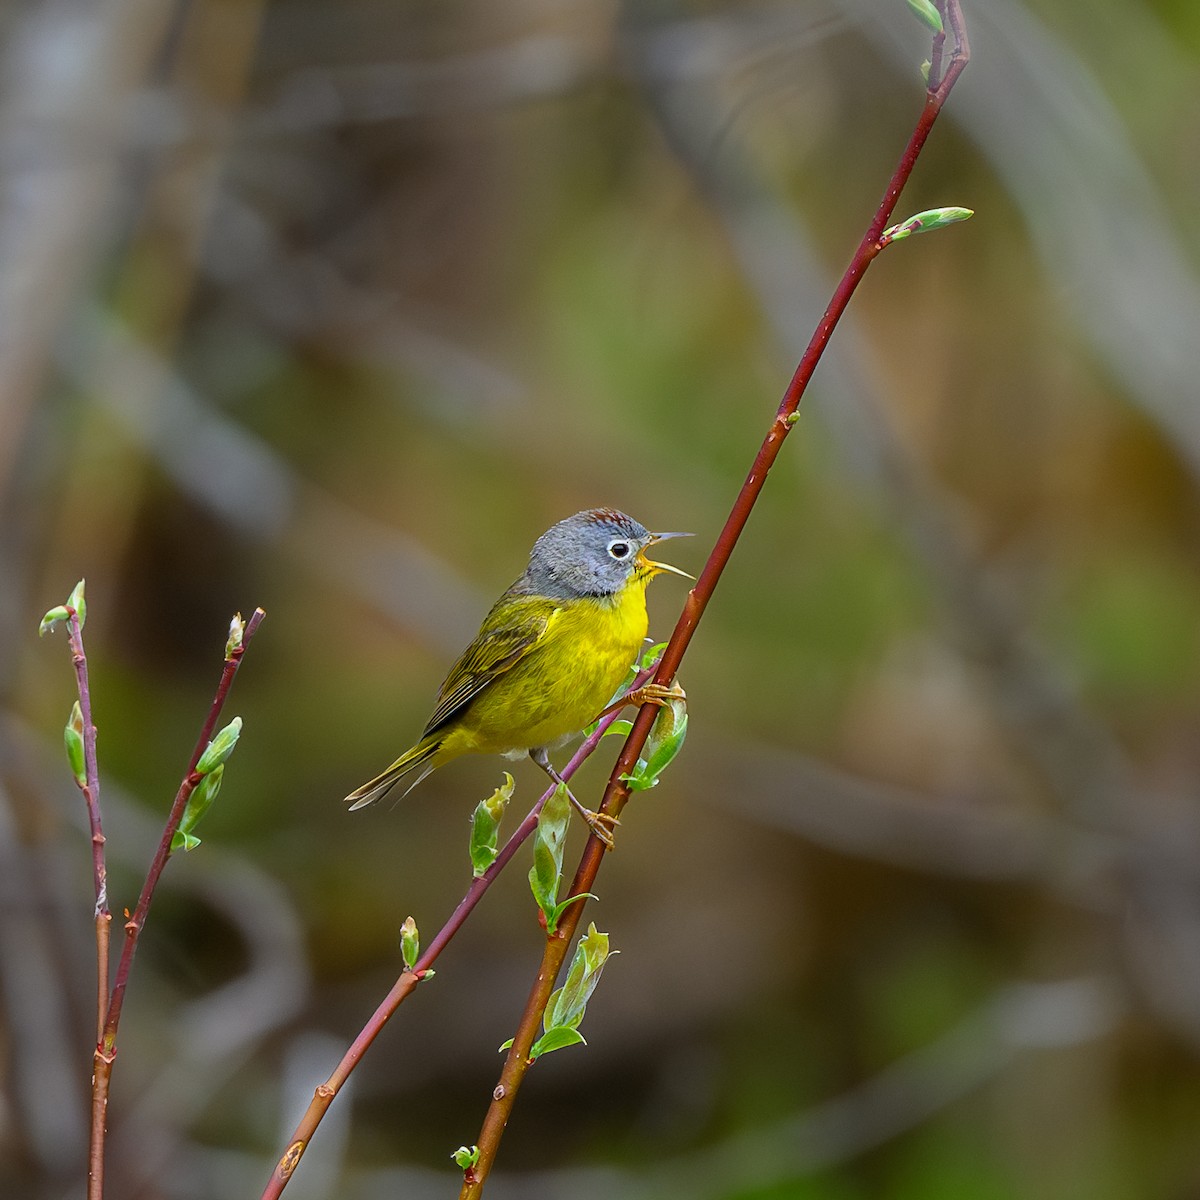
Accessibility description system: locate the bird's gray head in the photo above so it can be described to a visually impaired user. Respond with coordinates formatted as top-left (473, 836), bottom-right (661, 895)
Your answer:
top-left (521, 509), bottom-right (690, 600)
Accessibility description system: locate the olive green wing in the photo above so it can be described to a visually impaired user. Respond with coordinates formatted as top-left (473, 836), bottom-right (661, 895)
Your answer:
top-left (422, 597), bottom-right (560, 737)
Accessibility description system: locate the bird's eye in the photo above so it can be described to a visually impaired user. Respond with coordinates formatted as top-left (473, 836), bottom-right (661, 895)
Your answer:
top-left (608, 539), bottom-right (632, 559)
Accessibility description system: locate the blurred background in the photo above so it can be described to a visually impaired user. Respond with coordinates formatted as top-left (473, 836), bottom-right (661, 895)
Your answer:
top-left (3, 0), bottom-right (1200, 1196)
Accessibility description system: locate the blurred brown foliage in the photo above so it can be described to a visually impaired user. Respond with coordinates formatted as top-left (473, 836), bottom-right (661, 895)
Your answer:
top-left (4, 0), bottom-right (1200, 1197)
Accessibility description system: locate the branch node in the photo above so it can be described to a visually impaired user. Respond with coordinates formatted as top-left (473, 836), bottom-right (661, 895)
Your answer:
top-left (276, 1141), bottom-right (305, 1181)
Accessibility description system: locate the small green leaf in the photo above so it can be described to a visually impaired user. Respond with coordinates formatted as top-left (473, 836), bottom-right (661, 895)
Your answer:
top-left (482, 772), bottom-right (513, 822)
top-left (452, 1145), bottom-right (480, 1170)
top-left (173, 764), bottom-right (224, 853)
top-left (503, 922), bottom-right (612, 1063)
top-left (879, 206), bottom-right (973, 248)
top-left (600, 720), bottom-right (634, 740)
top-left (641, 695), bottom-right (688, 777)
top-left (528, 783), bottom-right (570, 931)
top-left (64, 701), bottom-right (86, 786)
top-left (920, 58), bottom-right (932, 83)
top-left (67, 580), bottom-right (87, 630)
top-left (39, 606), bottom-right (70, 637)
top-left (400, 915), bottom-right (420, 970)
top-left (546, 923), bottom-right (613, 1031)
top-left (470, 772), bottom-right (514, 876)
top-left (621, 693), bottom-right (688, 791)
top-left (640, 642), bottom-right (667, 670)
top-left (196, 716), bottom-right (242, 774)
top-left (529, 833), bottom-right (559, 915)
top-left (547, 892), bottom-right (598, 934)
top-left (905, 0), bottom-right (943, 34)
top-left (529, 1027), bottom-right (586, 1060)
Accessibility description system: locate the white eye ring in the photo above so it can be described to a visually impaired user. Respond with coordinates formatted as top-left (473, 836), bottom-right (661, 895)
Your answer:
top-left (608, 539), bottom-right (632, 560)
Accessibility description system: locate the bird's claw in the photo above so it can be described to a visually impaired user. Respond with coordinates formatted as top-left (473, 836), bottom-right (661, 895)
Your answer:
top-left (574, 803), bottom-right (620, 850)
top-left (594, 680), bottom-right (685, 722)
top-left (626, 681), bottom-right (685, 708)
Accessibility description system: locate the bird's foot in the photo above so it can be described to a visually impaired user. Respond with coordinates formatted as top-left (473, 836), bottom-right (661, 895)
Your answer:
top-left (530, 746), bottom-right (620, 850)
top-left (569, 798), bottom-right (620, 851)
top-left (594, 681), bottom-right (685, 722)
top-left (626, 681), bottom-right (686, 708)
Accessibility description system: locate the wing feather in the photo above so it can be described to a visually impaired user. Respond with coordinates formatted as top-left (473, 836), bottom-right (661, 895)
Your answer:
top-left (422, 599), bottom-right (558, 736)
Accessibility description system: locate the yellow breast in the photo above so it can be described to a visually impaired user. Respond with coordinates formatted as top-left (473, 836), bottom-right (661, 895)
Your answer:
top-left (450, 577), bottom-right (650, 757)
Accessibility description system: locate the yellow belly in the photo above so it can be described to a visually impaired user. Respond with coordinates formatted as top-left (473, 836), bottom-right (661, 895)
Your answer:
top-left (444, 583), bottom-right (649, 757)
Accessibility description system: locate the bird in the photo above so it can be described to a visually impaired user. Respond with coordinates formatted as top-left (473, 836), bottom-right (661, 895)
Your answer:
top-left (344, 508), bottom-right (690, 836)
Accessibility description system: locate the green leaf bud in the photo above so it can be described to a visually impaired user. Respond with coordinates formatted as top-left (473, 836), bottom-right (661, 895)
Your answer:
top-left (482, 772), bottom-right (513, 823)
top-left (622, 691), bottom-right (688, 791)
top-left (600, 719), bottom-right (634, 741)
top-left (172, 764), bottom-right (224, 853)
top-left (642, 694), bottom-right (688, 778)
top-left (170, 830), bottom-right (202, 853)
top-left (400, 915), bottom-right (420, 970)
top-left (546, 923), bottom-right (613, 1032)
top-left (64, 701), bottom-right (87, 786)
top-left (905, 0), bottom-right (943, 34)
top-left (452, 1146), bottom-right (480, 1170)
top-left (67, 580), bottom-right (87, 630)
top-left (639, 641), bottom-right (668, 670)
top-left (39, 606), bottom-right (70, 637)
top-left (548, 892), bottom-right (597, 936)
top-left (529, 1027), bottom-right (586, 1060)
top-left (469, 773), bottom-right (514, 876)
top-left (529, 784), bottom-right (570, 932)
top-left (196, 716), bottom-right (242, 774)
top-left (879, 206), bottom-right (973, 248)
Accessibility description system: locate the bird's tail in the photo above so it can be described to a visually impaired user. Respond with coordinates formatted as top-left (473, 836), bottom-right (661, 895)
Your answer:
top-left (345, 737), bottom-right (442, 811)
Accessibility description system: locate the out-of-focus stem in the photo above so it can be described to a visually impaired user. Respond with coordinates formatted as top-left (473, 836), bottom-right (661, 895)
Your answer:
top-left (66, 607), bottom-right (112, 1198)
top-left (87, 607), bottom-right (264, 1200)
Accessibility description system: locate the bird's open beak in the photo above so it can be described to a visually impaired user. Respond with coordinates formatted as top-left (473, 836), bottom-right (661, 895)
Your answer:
top-left (640, 530), bottom-right (694, 580)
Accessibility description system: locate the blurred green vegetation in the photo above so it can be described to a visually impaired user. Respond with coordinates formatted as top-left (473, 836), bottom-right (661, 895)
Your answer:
top-left (5, 1), bottom-right (1200, 1197)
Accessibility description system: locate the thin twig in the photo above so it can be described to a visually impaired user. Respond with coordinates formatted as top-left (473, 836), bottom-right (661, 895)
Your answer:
top-left (460, 7), bottom-right (971, 1193)
top-left (65, 607), bottom-right (113, 1195)
top-left (66, 609), bottom-right (110, 1042)
top-left (260, 670), bottom-right (652, 1199)
top-left (87, 607), bottom-right (265, 1200)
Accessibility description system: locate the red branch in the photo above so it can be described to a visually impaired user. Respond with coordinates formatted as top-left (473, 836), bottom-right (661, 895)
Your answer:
top-left (260, 671), bottom-right (653, 1199)
top-left (460, 6), bottom-right (971, 1194)
top-left (86, 608), bottom-right (265, 1200)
